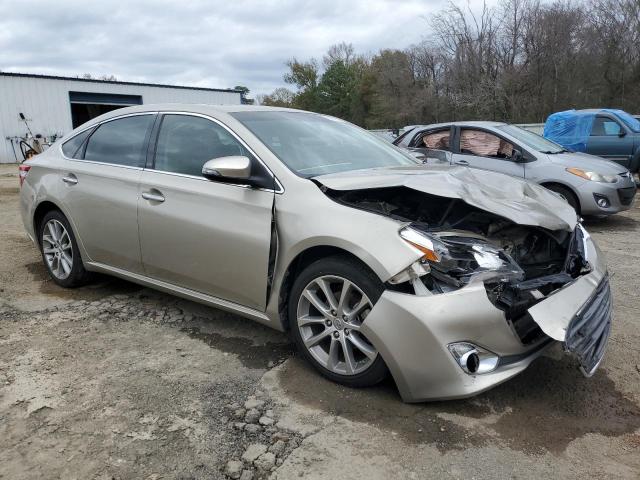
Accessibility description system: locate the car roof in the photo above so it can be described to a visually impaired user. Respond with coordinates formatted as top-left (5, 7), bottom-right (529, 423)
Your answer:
top-left (557, 108), bottom-right (627, 116)
top-left (410, 120), bottom-right (508, 131)
top-left (77, 103), bottom-right (310, 130)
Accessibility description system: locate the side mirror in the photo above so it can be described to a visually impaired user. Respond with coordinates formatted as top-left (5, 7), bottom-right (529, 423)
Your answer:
top-left (202, 156), bottom-right (251, 183)
top-left (618, 130), bottom-right (627, 138)
top-left (512, 149), bottom-right (525, 162)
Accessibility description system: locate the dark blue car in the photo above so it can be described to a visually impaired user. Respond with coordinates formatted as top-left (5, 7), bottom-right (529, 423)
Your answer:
top-left (544, 109), bottom-right (640, 177)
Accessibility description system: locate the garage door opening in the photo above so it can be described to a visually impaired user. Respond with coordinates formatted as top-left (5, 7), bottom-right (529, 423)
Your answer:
top-left (69, 91), bottom-right (143, 128)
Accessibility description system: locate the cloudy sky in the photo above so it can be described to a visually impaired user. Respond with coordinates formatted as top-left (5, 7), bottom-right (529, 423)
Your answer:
top-left (0, 0), bottom-right (485, 96)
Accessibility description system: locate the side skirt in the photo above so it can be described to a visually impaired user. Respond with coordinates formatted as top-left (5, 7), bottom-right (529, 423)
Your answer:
top-left (85, 262), bottom-right (281, 330)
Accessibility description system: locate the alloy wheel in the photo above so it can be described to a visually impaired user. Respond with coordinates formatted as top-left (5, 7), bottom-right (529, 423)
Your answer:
top-left (42, 219), bottom-right (73, 280)
top-left (296, 275), bottom-right (378, 376)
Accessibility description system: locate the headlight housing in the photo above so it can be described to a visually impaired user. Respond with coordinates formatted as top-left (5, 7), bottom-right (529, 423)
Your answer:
top-left (399, 226), bottom-right (524, 287)
top-left (566, 167), bottom-right (617, 183)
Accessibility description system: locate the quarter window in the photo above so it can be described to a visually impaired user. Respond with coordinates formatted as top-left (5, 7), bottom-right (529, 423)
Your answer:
top-left (84, 115), bottom-right (154, 167)
top-left (154, 114), bottom-right (249, 177)
top-left (591, 117), bottom-right (622, 136)
top-left (419, 129), bottom-right (451, 150)
top-left (61, 128), bottom-right (92, 159)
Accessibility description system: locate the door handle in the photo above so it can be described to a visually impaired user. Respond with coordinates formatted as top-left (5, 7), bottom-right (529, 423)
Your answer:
top-left (142, 190), bottom-right (165, 203)
top-left (455, 160), bottom-right (469, 166)
top-left (62, 174), bottom-right (78, 185)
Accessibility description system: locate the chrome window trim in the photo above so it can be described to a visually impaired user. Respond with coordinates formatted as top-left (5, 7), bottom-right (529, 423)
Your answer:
top-left (144, 168), bottom-right (278, 194)
top-left (152, 111), bottom-right (284, 194)
top-left (59, 112), bottom-right (158, 166)
top-left (58, 110), bottom-right (285, 193)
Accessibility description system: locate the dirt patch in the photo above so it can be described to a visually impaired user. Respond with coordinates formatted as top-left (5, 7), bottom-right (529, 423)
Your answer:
top-left (275, 358), bottom-right (491, 451)
top-left (24, 261), bottom-right (143, 300)
top-left (277, 354), bottom-right (640, 454)
top-left (183, 326), bottom-right (294, 370)
top-left (0, 186), bottom-right (20, 196)
top-left (583, 214), bottom-right (639, 233)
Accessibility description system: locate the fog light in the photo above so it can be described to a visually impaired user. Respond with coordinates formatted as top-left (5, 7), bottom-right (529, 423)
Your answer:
top-left (593, 194), bottom-right (610, 208)
top-left (447, 342), bottom-right (499, 375)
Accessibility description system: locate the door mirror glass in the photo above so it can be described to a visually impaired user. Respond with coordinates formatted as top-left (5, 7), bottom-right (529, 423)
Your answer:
top-left (512, 149), bottom-right (524, 162)
top-left (202, 156), bottom-right (252, 182)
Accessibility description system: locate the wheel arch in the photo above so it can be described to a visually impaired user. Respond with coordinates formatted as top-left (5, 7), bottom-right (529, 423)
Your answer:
top-left (539, 181), bottom-right (581, 213)
top-left (277, 245), bottom-right (382, 332)
top-left (31, 199), bottom-right (91, 265)
top-left (33, 200), bottom-right (64, 246)
top-left (630, 147), bottom-right (640, 173)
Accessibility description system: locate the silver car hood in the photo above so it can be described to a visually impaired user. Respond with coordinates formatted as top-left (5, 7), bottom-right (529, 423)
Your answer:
top-left (314, 165), bottom-right (578, 231)
top-left (550, 151), bottom-right (628, 173)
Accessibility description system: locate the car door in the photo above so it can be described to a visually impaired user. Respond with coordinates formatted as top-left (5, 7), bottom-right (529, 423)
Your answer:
top-left (451, 127), bottom-right (525, 178)
top-left (137, 113), bottom-right (275, 311)
top-left (58, 113), bottom-right (155, 273)
top-left (586, 115), bottom-right (634, 168)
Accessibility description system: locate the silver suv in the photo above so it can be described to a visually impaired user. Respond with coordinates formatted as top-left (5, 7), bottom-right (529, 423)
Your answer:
top-left (394, 121), bottom-right (636, 216)
top-left (20, 105), bottom-right (611, 402)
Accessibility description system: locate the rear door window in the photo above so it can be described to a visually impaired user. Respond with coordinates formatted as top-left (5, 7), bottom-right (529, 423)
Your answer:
top-left (83, 114), bottom-right (154, 167)
top-left (61, 128), bottom-right (92, 159)
top-left (153, 114), bottom-right (250, 177)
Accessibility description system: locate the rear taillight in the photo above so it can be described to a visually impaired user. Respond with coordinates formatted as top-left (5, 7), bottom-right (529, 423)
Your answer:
top-left (18, 163), bottom-right (31, 188)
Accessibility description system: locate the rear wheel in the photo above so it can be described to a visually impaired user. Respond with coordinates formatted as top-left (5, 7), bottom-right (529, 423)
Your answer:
top-left (38, 210), bottom-right (91, 288)
top-left (288, 255), bottom-right (388, 387)
top-left (545, 184), bottom-right (580, 213)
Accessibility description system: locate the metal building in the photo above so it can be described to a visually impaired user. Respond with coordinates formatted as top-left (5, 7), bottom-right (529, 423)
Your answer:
top-left (0, 72), bottom-right (242, 163)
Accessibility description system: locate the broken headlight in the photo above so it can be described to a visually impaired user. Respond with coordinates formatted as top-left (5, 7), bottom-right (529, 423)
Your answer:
top-left (400, 226), bottom-right (525, 287)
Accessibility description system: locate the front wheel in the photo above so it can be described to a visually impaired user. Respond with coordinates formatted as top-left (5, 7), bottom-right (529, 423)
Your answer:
top-left (288, 255), bottom-right (388, 387)
top-left (545, 184), bottom-right (580, 213)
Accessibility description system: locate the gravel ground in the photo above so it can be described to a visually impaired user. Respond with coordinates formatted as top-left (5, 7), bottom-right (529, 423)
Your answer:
top-left (1, 163), bottom-right (639, 479)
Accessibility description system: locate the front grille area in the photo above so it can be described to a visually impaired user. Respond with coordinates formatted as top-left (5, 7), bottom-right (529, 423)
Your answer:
top-left (564, 275), bottom-right (612, 376)
top-left (617, 186), bottom-right (637, 206)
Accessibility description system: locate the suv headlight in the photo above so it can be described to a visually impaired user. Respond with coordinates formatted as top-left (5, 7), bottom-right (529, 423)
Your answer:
top-left (566, 167), bottom-right (617, 183)
top-left (400, 226), bottom-right (524, 286)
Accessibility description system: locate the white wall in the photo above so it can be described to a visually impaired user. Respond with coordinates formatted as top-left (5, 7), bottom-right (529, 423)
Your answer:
top-left (0, 74), bottom-right (241, 163)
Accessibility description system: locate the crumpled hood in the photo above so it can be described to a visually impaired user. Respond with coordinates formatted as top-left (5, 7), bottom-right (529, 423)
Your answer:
top-left (314, 165), bottom-right (578, 231)
top-left (550, 151), bottom-right (629, 173)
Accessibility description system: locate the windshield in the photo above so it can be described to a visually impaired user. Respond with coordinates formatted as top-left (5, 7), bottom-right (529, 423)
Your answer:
top-left (496, 124), bottom-right (567, 153)
top-left (231, 111), bottom-right (417, 177)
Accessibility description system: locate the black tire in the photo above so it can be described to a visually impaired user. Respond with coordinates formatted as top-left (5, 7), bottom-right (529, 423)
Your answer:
top-left (545, 184), bottom-right (580, 213)
top-left (38, 210), bottom-right (92, 288)
top-left (288, 255), bottom-right (388, 388)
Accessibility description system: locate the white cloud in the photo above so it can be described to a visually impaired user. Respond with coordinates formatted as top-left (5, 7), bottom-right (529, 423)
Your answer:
top-left (0, 0), bottom-right (492, 95)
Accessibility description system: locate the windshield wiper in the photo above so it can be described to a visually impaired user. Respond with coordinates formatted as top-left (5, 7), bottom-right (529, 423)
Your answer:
top-left (540, 149), bottom-right (566, 154)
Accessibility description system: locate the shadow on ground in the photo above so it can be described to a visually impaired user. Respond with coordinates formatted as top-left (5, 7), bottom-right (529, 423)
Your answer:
top-left (276, 354), bottom-right (640, 454)
top-left (25, 261), bottom-right (142, 300)
top-left (583, 213), bottom-right (639, 232)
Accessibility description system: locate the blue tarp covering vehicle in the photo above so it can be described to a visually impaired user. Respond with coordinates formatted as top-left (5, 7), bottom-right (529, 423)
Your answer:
top-left (544, 109), bottom-right (640, 173)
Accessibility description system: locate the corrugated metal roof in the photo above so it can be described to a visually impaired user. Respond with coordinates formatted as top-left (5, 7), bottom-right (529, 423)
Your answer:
top-left (0, 72), bottom-right (241, 94)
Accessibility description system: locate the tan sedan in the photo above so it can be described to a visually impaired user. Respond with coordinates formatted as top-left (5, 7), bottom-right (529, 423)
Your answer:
top-left (19, 105), bottom-right (611, 401)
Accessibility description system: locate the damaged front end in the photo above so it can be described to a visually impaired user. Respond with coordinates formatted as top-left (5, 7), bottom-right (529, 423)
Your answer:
top-left (324, 183), bottom-right (612, 379)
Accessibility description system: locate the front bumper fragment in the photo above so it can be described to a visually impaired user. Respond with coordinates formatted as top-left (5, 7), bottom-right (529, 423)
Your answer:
top-left (361, 226), bottom-right (610, 402)
top-left (565, 275), bottom-right (612, 376)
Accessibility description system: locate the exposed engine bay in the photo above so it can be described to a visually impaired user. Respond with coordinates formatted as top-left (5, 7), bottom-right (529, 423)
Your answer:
top-left (325, 186), bottom-right (592, 344)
